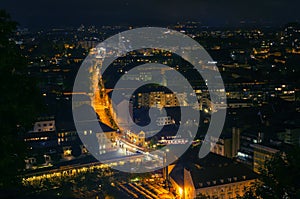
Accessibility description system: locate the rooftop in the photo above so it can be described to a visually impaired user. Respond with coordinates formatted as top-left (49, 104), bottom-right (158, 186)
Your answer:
top-left (170, 153), bottom-right (258, 189)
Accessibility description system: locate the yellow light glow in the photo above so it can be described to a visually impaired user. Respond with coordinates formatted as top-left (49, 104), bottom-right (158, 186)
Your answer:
top-left (179, 187), bottom-right (183, 196)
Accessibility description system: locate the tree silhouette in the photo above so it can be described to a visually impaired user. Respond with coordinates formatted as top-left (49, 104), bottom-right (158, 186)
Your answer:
top-left (239, 146), bottom-right (300, 199)
top-left (71, 144), bottom-right (82, 157)
top-left (0, 10), bottom-right (41, 189)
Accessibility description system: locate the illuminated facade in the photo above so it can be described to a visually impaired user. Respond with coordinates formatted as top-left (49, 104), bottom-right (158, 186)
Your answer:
top-left (252, 144), bottom-right (279, 173)
top-left (33, 119), bottom-right (55, 132)
top-left (96, 130), bottom-right (117, 154)
top-left (24, 118), bottom-right (58, 149)
top-left (137, 91), bottom-right (188, 108)
top-left (78, 120), bottom-right (118, 155)
top-left (156, 116), bottom-right (175, 126)
top-left (169, 153), bottom-right (258, 199)
top-left (125, 130), bottom-right (146, 147)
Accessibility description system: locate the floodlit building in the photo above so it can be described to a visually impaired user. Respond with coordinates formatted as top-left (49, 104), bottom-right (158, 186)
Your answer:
top-left (169, 153), bottom-right (258, 199)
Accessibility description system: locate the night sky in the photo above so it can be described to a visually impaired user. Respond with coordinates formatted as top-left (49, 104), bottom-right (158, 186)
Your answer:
top-left (1, 0), bottom-right (300, 27)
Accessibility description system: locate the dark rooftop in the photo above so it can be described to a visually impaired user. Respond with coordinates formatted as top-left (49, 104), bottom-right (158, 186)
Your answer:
top-left (170, 153), bottom-right (258, 189)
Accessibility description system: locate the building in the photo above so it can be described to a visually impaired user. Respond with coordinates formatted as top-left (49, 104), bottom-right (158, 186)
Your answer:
top-left (169, 153), bottom-right (258, 199)
top-left (278, 127), bottom-right (300, 147)
top-left (55, 107), bottom-right (86, 158)
top-left (115, 99), bottom-right (133, 130)
top-left (277, 118), bottom-right (300, 146)
top-left (77, 120), bottom-right (118, 155)
top-left (137, 91), bottom-right (188, 108)
top-left (24, 117), bottom-right (58, 150)
top-left (124, 130), bottom-right (146, 147)
top-left (55, 114), bottom-right (81, 147)
top-left (68, 93), bottom-right (91, 109)
top-left (252, 143), bottom-right (280, 173)
top-left (78, 40), bottom-right (98, 50)
top-left (210, 127), bottom-right (240, 158)
top-left (121, 72), bottom-right (152, 81)
top-left (159, 135), bottom-right (188, 145)
top-left (199, 97), bottom-right (227, 113)
top-left (227, 99), bottom-right (253, 109)
top-left (236, 130), bottom-right (264, 167)
top-left (23, 117), bottom-right (58, 168)
top-left (156, 116), bottom-right (175, 126)
top-left (33, 118), bottom-right (55, 132)
top-left (95, 123), bottom-right (117, 155)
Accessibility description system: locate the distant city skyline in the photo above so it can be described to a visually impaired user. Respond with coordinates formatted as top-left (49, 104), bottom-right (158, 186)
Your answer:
top-left (1, 0), bottom-right (300, 28)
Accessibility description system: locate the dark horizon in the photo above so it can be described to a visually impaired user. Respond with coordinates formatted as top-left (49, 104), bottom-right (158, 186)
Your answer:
top-left (1, 0), bottom-right (300, 28)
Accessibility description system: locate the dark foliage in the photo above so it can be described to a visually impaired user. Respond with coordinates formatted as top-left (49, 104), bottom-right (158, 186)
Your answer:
top-left (0, 10), bottom-right (41, 189)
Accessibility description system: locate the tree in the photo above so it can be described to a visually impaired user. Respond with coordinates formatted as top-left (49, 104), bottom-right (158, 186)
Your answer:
top-left (0, 10), bottom-right (41, 189)
top-left (240, 146), bottom-right (300, 199)
top-left (71, 144), bottom-right (82, 157)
